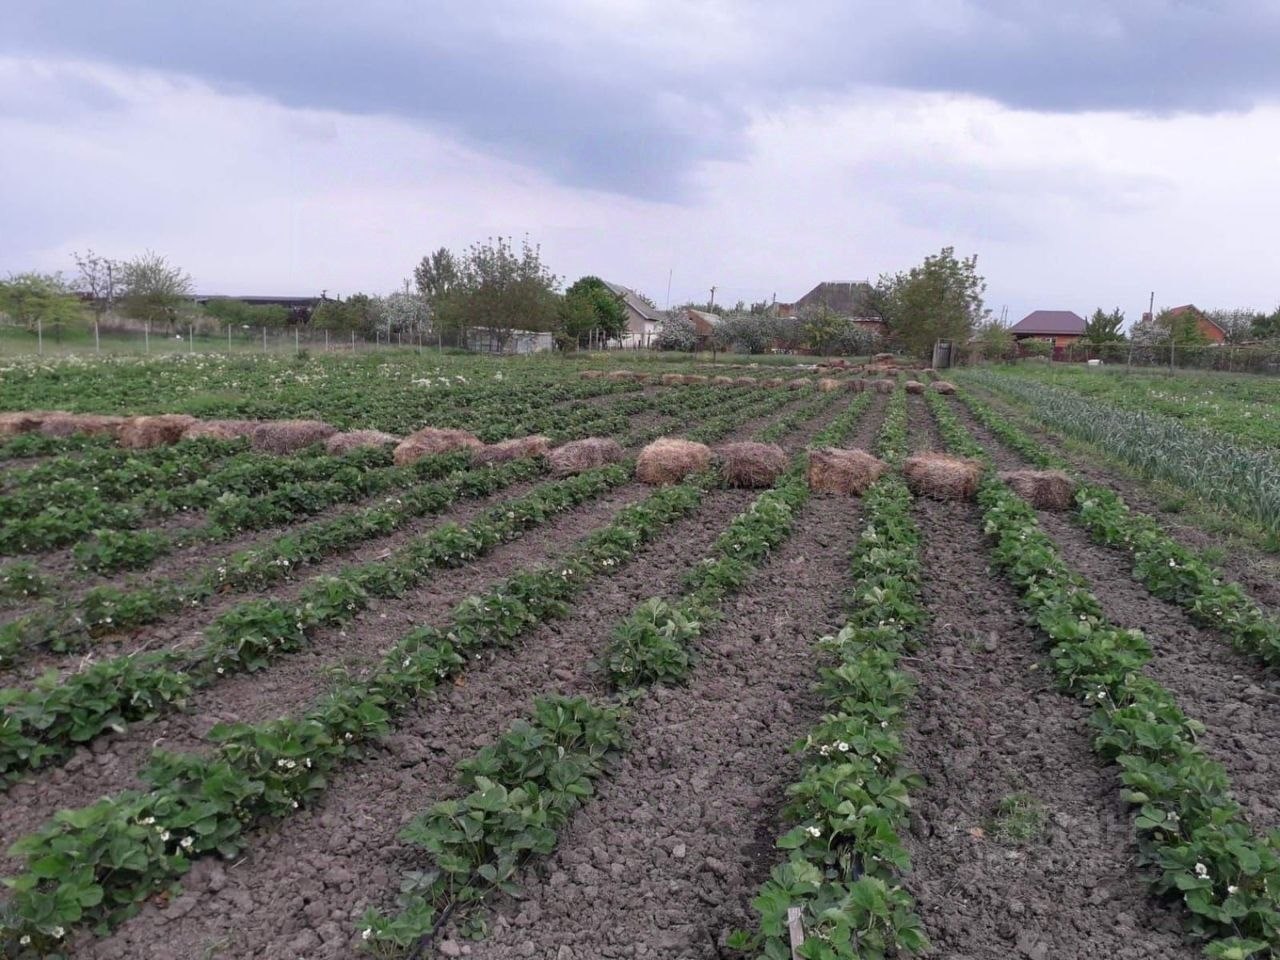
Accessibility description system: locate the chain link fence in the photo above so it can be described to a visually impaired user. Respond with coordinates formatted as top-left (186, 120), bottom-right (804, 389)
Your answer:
top-left (1058, 340), bottom-right (1280, 375)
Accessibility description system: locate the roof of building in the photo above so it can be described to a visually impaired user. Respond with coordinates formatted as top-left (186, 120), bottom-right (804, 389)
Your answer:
top-left (684, 309), bottom-right (718, 336)
top-left (793, 281), bottom-right (874, 314)
top-left (602, 281), bottom-right (662, 323)
top-left (1010, 310), bottom-right (1086, 335)
top-left (1165, 304), bottom-right (1226, 335)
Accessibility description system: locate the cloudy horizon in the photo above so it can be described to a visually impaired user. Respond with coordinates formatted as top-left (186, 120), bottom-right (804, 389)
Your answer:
top-left (3, 1), bottom-right (1279, 325)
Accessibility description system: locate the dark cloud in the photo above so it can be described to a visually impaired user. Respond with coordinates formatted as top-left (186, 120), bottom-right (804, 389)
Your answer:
top-left (4, 1), bottom-right (1279, 199)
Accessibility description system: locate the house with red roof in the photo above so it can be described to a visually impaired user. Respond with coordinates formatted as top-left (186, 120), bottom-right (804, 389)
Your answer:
top-left (1009, 310), bottom-right (1086, 348)
top-left (1140, 304), bottom-right (1227, 344)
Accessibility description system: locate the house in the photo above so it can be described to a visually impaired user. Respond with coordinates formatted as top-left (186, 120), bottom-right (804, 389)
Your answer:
top-left (1009, 310), bottom-right (1086, 348)
top-left (1140, 304), bottom-right (1226, 344)
top-left (683, 308), bottom-right (718, 350)
top-left (776, 281), bottom-right (888, 338)
top-left (603, 281), bottom-right (663, 347)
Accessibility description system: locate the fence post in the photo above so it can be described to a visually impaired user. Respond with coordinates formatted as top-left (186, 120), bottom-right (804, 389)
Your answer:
top-left (295, 326), bottom-right (299, 355)
top-left (263, 326), bottom-right (267, 353)
top-left (144, 320), bottom-right (149, 354)
top-left (37, 318), bottom-right (42, 355)
top-left (228, 325), bottom-right (232, 352)
top-left (95, 319), bottom-right (100, 353)
top-left (189, 324), bottom-right (194, 354)
top-left (325, 329), bottom-right (329, 352)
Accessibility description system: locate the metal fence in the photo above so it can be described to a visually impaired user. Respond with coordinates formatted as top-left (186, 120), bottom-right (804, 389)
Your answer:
top-left (1056, 340), bottom-right (1280, 374)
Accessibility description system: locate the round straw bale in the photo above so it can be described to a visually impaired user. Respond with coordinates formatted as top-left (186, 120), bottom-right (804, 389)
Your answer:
top-left (683, 374), bottom-right (708, 384)
top-left (817, 378), bottom-right (842, 393)
top-left (998, 469), bottom-right (1076, 510)
top-left (903, 452), bottom-right (982, 501)
top-left (806, 448), bottom-right (888, 495)
top-left (904, 380), bottom-right (925, 394)
top-left (325, 429), bottom-right (400, 456)
top-left (930, 380), bottom-right (958, 395)
top-left (547, 437), bottom-right (625, 476)
top-left (38, 413), bottom-right (127, 438)
top-left (846, 378), bottom-right (868, 393)
top-left (733, 377), bottom-right (756, 387)
top-left (714, 441), bottom-right (788, 488)
top-left (119, 414), bottom-right (198, 449)
top-left (607, 369), bottom-right (638, 382)
top-left (872, 379), bottom-right (895, 394)
top-left (251, 419), bottom-right (337, 454)
top-left (392, 426), bottom-right (482, 466)
top-left (786, 378), bottom-right (811, 390)
top-left (711, 375), bottom-right (735, 386)
top-left (873, 352), bottom-right (895, 362)
top-left (661, 373), bottom-right (685, 386)
top-left (181, 419), bottom-right (259, 442)
top-left (636, 438), bottom-right (712, 485)
top-left (579, 370), bottom-right (606, 380)
top-left (761, 378), bottom-right (785, 388)
top-left (0, 411), bottom-right (50, 436)
top-left (474, 435), bottom-right (552, 464)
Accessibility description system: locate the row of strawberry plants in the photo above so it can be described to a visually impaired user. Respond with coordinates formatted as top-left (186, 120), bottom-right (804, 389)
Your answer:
top-left (0, 474), bottom-right (713, 955)
top-left (951, 387), bottom-right (1280, 675)
top-left (742, 386), bottom-right (929, 959)
top-left (0, 383), bottom-right (786, 663)
top-left (925, 389), bottom-right (1280, 959)
top-left (0, 463), bottom-right (630, 787)
top-left (0, 432), bottom-right (112, 461)
top-left (357, 394), bottom-right (875, 954)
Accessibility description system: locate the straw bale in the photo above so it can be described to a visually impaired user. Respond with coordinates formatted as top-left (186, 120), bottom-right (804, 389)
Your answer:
top-left (636, 438), bottom-right (711, 485)
top-left (38, 413), bottom-right (127, 438)
top-left (999, 469), bottom-right (1076, 511)
top-left (547, 437), bottom-right (624, 476)
top-left (119, 414), bottom-right (198, 449)
top-left (181, 419), bottom-right (259, 442)
top-left (474, 435), bottom-right (552, 464)
top-left (872, 379), bottom-right (896, 394)
top-left (903, 452), bottom-right (982, 501)
top-left (325, 430), bottom-right (400, 456)
top-left (904, 380), bottom-right (925, 394)
top-left (392, 426), bottom-right (482, 465)
top-left (251, 419), bottom-right (337, 454)
top-left (817, 378), bottom-right (842, 392)
top-left (807, 448), bottom-right (888, 495)
top-left (715, 442), bottom-right (788, 488)
top-left (931, 381), bottom-right (958, 395)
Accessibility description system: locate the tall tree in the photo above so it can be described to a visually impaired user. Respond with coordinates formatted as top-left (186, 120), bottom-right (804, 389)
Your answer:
top-left (0, 272), bottom-right (84, 334)
top-left (413, 247), bottom-right (458, 306)
top-left (1204, 308), bottom-right (1263, 344)
top-left (558, 276), bottom-right (627, 348)
top-left (875, 247), bottom-right (987, 358)
top-left (1252, 306), bottom-right (1280, 341)
top-left (72, 250), bottom-right (121, 321)
top-left (1156, 307), bottom-right (1208, 345)
top-left (1083, 307), bottom-right (1126, 343)
top-left (119, 251), bottom-right (193, 328)
top-left (437, 236), bottom-right (559, 351)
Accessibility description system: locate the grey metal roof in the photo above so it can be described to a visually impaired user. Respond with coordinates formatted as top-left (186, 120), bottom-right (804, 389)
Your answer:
top-left (602, 281), bottom-right (662, 322)
top-left (1010, 310), bottom-right (1086, 335)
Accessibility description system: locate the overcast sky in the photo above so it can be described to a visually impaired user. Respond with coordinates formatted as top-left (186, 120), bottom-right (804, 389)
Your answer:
top-left (3, 1), bottom-right (1279, 322)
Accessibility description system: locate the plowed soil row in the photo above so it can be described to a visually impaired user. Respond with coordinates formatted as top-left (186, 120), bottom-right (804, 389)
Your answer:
top-left (945, 394), bottom-right (1280, 834)
top-left (900, 395), bottom-right (1196, 960)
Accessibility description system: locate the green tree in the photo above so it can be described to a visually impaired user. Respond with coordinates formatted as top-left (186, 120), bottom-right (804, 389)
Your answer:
top-left (718, 312), bottom-right (774, 354)
top-left (312, 293), bottom-right (384, 336)
top-left (0, 272), bottom-right (84, 335)
top-left (72, 250), bottom-right (122, 321)
top-left (1204, 308), bottom-right (1263, 344)
top-left (436, 236), bottom-right (559, 351)
top-left (558, 276), bottom-right (627, 348)
top-left (801, 303), bottom-right (846, 355)
top-left (203, 298), bottom-right (290, 328)
top-left (1083, 307), bottom-right (1125, 344)
top-left (1156, 307), bottom-right (1208, 345)
top-left (875, 246), bottom-right (987, 358)
top-left (973, 317), bottom-right (1015, 361)
top-left (654, 312), bottom-right (698, 351)
top-left (119, 251), bottom-right (193, 329)
top-left (1252, 306), bottom-right (1280, 341)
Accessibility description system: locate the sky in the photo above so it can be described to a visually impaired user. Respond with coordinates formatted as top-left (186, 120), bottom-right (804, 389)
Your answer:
top-left (2, 1), bottom-right (1279, 324)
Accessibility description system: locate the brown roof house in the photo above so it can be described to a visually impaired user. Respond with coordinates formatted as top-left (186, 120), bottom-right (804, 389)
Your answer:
top-left (603, 281), bottom-right (663, 347)
top-left (1010, 310), bottom-right (1086, 347)
top-left (1139, 304), bottom-right (1227, 344)
top-left (777, 281), bottom-right (887, 339)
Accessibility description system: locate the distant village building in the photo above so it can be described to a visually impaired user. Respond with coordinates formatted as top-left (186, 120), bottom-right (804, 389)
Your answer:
top-left (1140, 304), bottom-right (1227, 344)
top-left (776, 281), bottom-right (887, 338)
top-left (1009, 310), bottom-right (1086, 348)
top-left (603, 281), bottom-right (663, 347)
top-left (680, 308), bottom-right (718, 351)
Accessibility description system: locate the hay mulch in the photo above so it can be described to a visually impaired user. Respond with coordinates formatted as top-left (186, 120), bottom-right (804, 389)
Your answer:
top-left (904, 380), bottom-right (925, 394)
top-left (817, 378), bottom-right (842, 393)
top-left (636, 438), bottom-right (712, 485)
top-left (872, 379), bottom-right (896, 394)
top-left (579, 370), bottom-right (606, 380)
top-left (711, 376), bottom-right (735, 386)
top-left (661, 373), bottom-right (685, 386)
top-left (931, 381), bottom-right (958, 395)
top-left (0, 411), bottom-right (57, 436)
top-left (251, 420), bottom-right (338, 455)
top-left (733, 377), bottom-right (757, 387)
top-left (903, 452), bottom-right (982, 501)
top-left (119, 414), bottom-right (199, 449)
top-left (999, 469), bottom-right (1076, 510)
top-left (393, 427), bottom-right (483, 466)
top-left (846, 378), bottom-right (868, 393)
top-left (325, 430), bottom-right (400, 456)
top-left (761, 378), bottom-right (785, 388)
top-left (715, 441), bottom-right (788, 488)
top-left (786, 378), bottom-right (812, 390)
top-left (807, 448), bottom-right (888, 495)
top-left (475, 435), bottom-right (552, 464)
top-left (547, 437), bottom-right (625, 476)
top-left (38, 413), bottom-right (128, 438)
top-left (181, 419), bottom-right (259, 442)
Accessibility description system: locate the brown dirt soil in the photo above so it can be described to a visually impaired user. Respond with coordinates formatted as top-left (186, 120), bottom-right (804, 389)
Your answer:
top-left (959, 385), bottom-right (1280, 612)
top-left (899, 494), bottom-right (1198, 960)
top-left (948, 397), bottom-right (1280, 833)
top-left (70, 488), bottom-right (762, 960)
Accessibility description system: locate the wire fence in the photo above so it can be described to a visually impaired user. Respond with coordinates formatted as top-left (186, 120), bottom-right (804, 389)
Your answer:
top-left (1056, 340), bottom-right (1280, 375)
top-left (0, 321), bottom-right (447, 358)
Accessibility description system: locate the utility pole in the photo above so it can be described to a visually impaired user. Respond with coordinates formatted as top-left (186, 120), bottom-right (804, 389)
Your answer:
top-left (665, 269), bottom-right (673, 310)
top-left (708, 285), bottom-right (716, 311)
